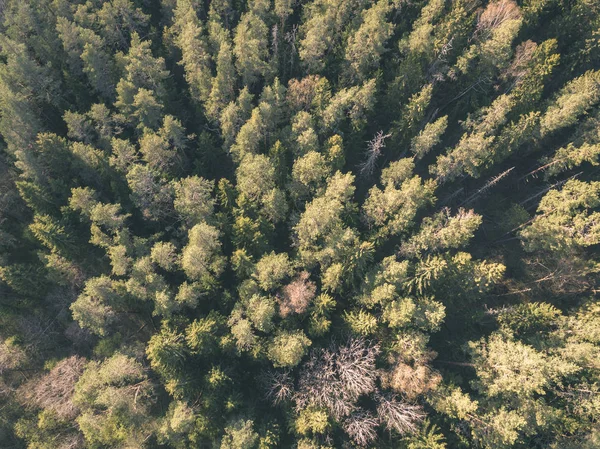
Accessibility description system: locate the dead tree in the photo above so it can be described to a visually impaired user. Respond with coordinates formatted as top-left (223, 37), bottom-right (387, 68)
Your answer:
top-left (376, 393), bottom-right (425, 434)
top-left (359, 131), bottom-right (392, 177)
top-left (343, 410), bottom-right (379, 447)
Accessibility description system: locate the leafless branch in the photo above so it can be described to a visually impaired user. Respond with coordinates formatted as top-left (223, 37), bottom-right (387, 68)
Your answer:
top-left (264, 369), bottom-right (294, 405)
top-left (343, 409), bottom-right (379, 447)
top-left (359, 131), bottom-right (392, 176)
top-left (376, 393), bottom-right (424, 435)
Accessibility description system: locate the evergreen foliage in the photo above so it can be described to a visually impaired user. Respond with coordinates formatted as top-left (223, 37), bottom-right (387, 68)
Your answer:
top-left (1, 1), bottom-right (600, 448)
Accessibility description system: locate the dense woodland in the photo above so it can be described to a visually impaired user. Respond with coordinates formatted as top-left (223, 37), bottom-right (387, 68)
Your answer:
top-left (0, 0), bottom-right (599, 448)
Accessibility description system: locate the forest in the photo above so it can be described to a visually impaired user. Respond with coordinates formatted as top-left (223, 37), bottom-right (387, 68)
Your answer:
top-left (0, 0), bottom-right (599, 448)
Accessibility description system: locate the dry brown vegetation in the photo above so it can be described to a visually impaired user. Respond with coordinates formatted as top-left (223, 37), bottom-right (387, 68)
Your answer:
top-left (18, 355), bottom-right (86, 419)
top-left (278, 271), bottom-right (316, 317)
top-left (382, 362), bottom-right (442, 400)
top-left (477, 0), bottom-right (522, 35)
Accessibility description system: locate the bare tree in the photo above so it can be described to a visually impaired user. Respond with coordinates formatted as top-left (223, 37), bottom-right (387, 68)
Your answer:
top-left (296, 345), bottom-right (355, 419)
top-left (286, 75), bottom-right (321, 112)
top-left (376, 393), bottom-right (424, 435)
top-left (359, 131), bottom-right (391, 176)
top-left (476, 0), bottom-right (522, 37)
top-left (336, 337), bottom-right (380, 398)
top-left (268, 338), bottom-right (424, 446)
top-left (503, 40), bottom-right (537, 88)
top-left (264, 369), bottom-right (294, 405)
top-left (343, 410), bottom-right (379, 447)
top-left (460, 167), bottom-right (514, 206)
top-left (18, 355), bottom-right (87, 419)
top-left (284, 24), bottom-right (299, 69)
top-left (295, 338), bottom-right (380, 420)
top-left (272, 24), bottom-right (279, 57)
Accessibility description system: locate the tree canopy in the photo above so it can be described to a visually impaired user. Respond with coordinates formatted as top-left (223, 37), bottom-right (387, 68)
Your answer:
top-left (1, 1), bottom-right (600, 448)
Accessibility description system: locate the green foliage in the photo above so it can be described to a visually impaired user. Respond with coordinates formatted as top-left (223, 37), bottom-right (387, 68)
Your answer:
top-left (295, 408), bottom-right (330, 436)
top-left (411, 116), bottom-right (448, 160)
top-left (234, 13), bottom-right (271, 86)
top-left (345, 0), bottom-right (394, 81)
top-left (321, 79), bottom-right (377, 131)
top-left (540, 70), bottom-right (600, 137)
top-left (468, 333), bottom-right (573, 398)
top-left (363, 174), bottom-right (437, 241)
top-left (267, 330), bottom-right (311, 367)
top-left (70, 276), bottom-right (119, 336)
top-left (400, 208), bottom-right (482, 258)
top-left (173, 175), bottom-right (215, 226)
top-left (253, 252), bottom-right (294, 290)
top-left (221, 419), bottom-right (259, 449)
top-left (520, 180), bottom-right (600, 252)
top-left (344, 309), bottom-right (379, 335)
top-left (182, 222), bottom-right (226, 284)
top-left (74, 353), bottom-right (155, 447)
top-left (2, 1), bottom-right (600, 449)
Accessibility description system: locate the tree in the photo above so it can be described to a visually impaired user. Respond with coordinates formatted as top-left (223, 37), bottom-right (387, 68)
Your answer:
top-left (286, 75), bottom-right (329, 113)
top-left (236, 154), bottom-right (288, 223)
top-left (519, 180), bottom-right (600, 252)
top-left (544, 143), bottom-right (600, 178)
top-left (74, 353), bottom-right (155, 447)
top-left (29, 214), bottom-right (76, 255)
top-left (146, 326), bottom-right (188, 394)
top-left (321, 79), bottom-right (377, 131)
top-left (139, 129), bottom-right (179, 175)
top-left (115, 32), bottom-right (169, 122)
top-left (173, 176), bottom-right (215, 227)
top-left (345, 0), bottom-right (393, 81)
top-left (230, 107), bottom-right (267, 161)
top-left (2, 2), bottom-right (600, 448)
top-left (299, 0), bottom-right (368, 72)
top-left (181, 223), bottom-right (226, 284)
top-left (279, 272), bottom-right (317, 317)
top-left (220, 87), bottom-right (254, 150)
top-left (400, 208), bottom-right (482, 258)
top-left (540, 70), bottom-right (600, 137)
top-left (390, 84), bottom-right (433, 149)
top-left (233, 12), bottom-right (271, 85)
top-left (70, 276), bottom-right (120, 336)
top-left (56, 18), bottom-right (117, 99)
top-left (132, 88), bottom-right (164, 130)
top-left (173, 0), bottom-right (214, 105)
top-left (455, 0), bottom-right (523, 80)
top-left (0, 35), bottom-right (53, 156)
top-left (275, 0), bottom-right (294, 28)
top-left (18, 355), bottom-right (86, 421)
top-left (151, 241), bottom-right (178, 271)
top-left (207, 39), bottom-right (237, 121)
top-left (410, 116), bottom-right (448, 160)
top-left (246, 294), bottom-right (277, 332)
top-left (431, 94), bottom-right (515, 181)
top-left (157, 400), bottom-right (204, 448)
top-left (509, 38), bottom-right (560, 115)
top-left (253, 252), bottom-right (294, 291)
top-left (220, 419), bottom-right (259, 449)
top-left (289, 151), bottom-right (331, 202)
top-left (89, 0), bottom-right (150, 49)
top-left (290, 111), bottom-right (319, 156)
top-left (294, 172), bottom-right (360, 268)
top-left (268, 330), bottom-right (311, 368)
top-left (186, 311), bottom-right (226, 356)
top-left (126, 164), bottom-right (174, 221)
top-left (469, 333), bottom-right (568, 399)
top-left (363, 175), bottom-right (437, 241)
